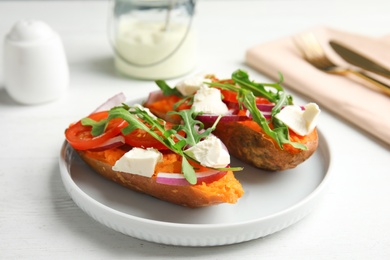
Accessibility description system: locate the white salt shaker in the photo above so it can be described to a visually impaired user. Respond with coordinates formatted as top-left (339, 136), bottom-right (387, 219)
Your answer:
top-left (3, 20), bottom-right (69, 105)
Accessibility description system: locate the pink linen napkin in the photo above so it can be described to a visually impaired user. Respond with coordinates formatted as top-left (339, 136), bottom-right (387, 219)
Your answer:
top-left (245, 26), bottom-right (390, 145)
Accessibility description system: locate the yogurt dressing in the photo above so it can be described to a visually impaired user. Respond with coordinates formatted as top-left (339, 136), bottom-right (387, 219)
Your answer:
top-left (114, 17), bottom-right (197, 80)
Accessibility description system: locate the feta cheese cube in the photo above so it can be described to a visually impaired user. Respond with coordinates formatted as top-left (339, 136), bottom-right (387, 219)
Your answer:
top-left (184, 135), bottom-right (230, 168)
top-left (275, 102), bottom-right (320, 136)
top-left (175, 74), bottom-right (212, 96)
top-left (112, 147), bottom-right (162, 177)
top-left (192, 85), bottom-right (228, 115)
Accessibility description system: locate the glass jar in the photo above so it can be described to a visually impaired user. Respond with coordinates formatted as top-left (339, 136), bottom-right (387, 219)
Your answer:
top-left (108, 0), bottom-right (197, 80)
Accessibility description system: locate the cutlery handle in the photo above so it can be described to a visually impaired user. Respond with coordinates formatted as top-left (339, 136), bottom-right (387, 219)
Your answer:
top-left (347, 70), bottom-right (390, 97)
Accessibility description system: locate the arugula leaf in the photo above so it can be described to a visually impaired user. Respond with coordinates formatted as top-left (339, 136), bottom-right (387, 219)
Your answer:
top-left (239, 91), bottom-right (279, 144)
top-left (154, 80), bottom-right (193, 111)
top-left (81, 117), bottom-right (108, 136)
top-left (208, 69), bottom-right (307, 150)
top-left (232, 69), bottom-right (283, 103)
top-left (173, 96), bottom-right (192, 110)
top-left (122, 106), bottom-right (179, 149)
top-left (168, 108), bottom-right (220, 146)
top-left (155, 80), bottom-right (182, 97)
top-left (181, 156), bottom-right (197, 185)
top-left (174, 109), bottom-right (247, 171)
top-left (272, 118), bottom-right (307, 150)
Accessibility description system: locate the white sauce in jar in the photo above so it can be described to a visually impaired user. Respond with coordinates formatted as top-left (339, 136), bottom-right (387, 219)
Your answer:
top-left (114, 18), bottom-right (197, 80)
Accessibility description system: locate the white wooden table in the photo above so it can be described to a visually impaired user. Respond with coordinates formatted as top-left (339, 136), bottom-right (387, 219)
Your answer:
top-left (1, 1), bottom-right (389, 259)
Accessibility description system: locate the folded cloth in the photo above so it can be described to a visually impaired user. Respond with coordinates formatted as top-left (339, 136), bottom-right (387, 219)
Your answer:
top-left (245, 26), bottom-right (390, 145)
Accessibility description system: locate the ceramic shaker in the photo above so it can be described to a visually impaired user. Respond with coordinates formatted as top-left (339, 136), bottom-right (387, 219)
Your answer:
top-left (3, 20), bottom-right (69, 105)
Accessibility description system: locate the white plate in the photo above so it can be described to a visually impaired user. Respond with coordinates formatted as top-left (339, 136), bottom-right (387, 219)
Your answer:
top-left (59, 108), bottom-right (332, 246)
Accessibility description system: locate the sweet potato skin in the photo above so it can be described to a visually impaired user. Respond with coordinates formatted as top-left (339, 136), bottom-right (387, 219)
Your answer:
top-left (210, 122), bottom-right (319, 171)
top-left (76, 149), bottom-right (243, 208)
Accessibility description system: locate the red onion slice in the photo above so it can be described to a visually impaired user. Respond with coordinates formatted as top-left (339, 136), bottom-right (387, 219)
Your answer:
top-left (92, 92), bottom-right (127, 113)
top-left (196, 113), bottom-right (249, 123)
top-left (224, 101), bottom-right (275, 112)
top-left (245, 110), bottom-right (271, 119)
top-left (256, 103), bottom-right (275, 112)
top-left (89, 135), bottom-right (125, 151)
top-left (144, 90), bottom-right (165, 107)
top-left (156, 169), bottom-right (227, 186)
top-left (224, 101), bottom-right (240, 110)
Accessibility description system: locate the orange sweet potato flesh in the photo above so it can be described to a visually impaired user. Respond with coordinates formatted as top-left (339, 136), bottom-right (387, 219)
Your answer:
top-left (76, 148), bottom-right (244, 208)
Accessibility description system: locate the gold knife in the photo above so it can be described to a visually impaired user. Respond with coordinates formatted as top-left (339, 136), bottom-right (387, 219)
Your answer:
top-left (329, 40), bottom-right (390, 79)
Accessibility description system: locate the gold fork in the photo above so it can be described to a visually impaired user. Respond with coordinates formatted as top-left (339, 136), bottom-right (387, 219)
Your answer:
top-left (293, 33), bottom-right (390, 97)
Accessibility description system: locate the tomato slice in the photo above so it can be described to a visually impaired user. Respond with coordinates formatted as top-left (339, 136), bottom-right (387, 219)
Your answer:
top-left (123, 129), bottom-right (168, 150)
top-left (123, 122), bottom-right (184, 150)
top-left (220, 89), bottom-right (238, 103)
top-left (146, 94), bottom-right (191, 123)
top-left (220, 89), bottom-right (273, 105)
top-left (65, 111), bottom-right (127, 150)
top-left (255, 96), bottom-right (273, 104)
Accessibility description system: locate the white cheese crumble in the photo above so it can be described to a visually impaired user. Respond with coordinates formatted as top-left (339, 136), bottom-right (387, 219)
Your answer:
top-left (275, 102), bottom-right (321, 136)
top-left (192, 85), bottom-right (228, 115)
top-left (112, 147), bottom-right (162, 177)
top-left (184, 135), bottom-right (230, 168)
top-left (175, 74), bottom-right (212, 96)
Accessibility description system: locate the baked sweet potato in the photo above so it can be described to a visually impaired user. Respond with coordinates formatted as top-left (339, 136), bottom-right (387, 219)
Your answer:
top-left (76, 148), bottom-right (244, 208)
top-left (144, 70), bottom-right (320, 171)
top-left (210, 121), bottom-right (318, 171)
top-left (144, 92), bottom-right (319, 171)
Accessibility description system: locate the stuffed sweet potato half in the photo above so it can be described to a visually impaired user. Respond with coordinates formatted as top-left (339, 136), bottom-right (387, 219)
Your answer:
top-left (65, 101), bottom-right (243, 208)
top-left (210, 121), bottom-right (318, 171)
top-left (144, 69), bottom-right (320, 171)
top-left (77, 148), bottom-right (243, 207)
